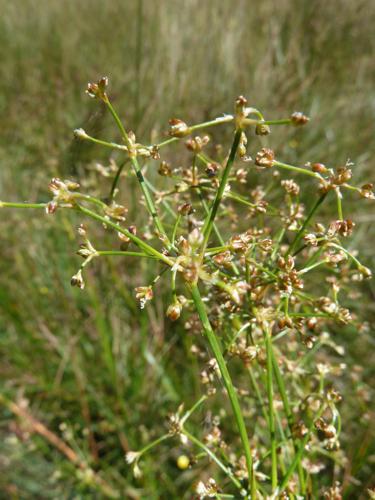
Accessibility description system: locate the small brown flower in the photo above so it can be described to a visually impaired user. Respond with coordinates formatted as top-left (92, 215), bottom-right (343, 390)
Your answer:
top-left (255, 122), bottom-right (271, 136)
top-left (166, 301), bottom-right (182, 321)
top-left (168, 118), bottom-right (190, 138)
top-left (205, 162), bottom-right (220, 177)
top-left (291, 111), bottom-right (309, 125)
top-left (86, 77), bottom-right (108, 100)
top-left (360, 183), bottom-right (375, 199)
top-left (158, 161), bottom-right (172, 176)
top-left (255, 148), bottom-right (275, 168)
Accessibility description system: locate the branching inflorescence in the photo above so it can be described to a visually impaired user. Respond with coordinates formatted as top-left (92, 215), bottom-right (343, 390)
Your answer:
top-left (1, 77), bottom-right (373, 499)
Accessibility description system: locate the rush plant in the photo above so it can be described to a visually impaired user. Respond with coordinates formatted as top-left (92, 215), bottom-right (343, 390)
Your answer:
top-left (1, 77), bottom-right (373, 499)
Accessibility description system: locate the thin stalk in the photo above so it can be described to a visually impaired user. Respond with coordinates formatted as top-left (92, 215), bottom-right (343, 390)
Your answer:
top-left (171, 214), bottom-right (181, 244)
top-left (180, 394), bottom-right (207, 425)
top-left (277, 404), bottom-right (325, 493)
top-left (137, 433), bottom-right (170, 458)
top-left (336, 188), bottom-right (343, 219)
top-left (271, 349), bottom-right (305, 493)
top-left (273, 160), bottom-right (322, 180)
top-left (182, 428), bottom-right (242, 490)
top-left (72, 193), bottom-right (107, 209)
top-left (97, 250), bottom-right (158, 259)
top-left (201, 129), bottom-right (242, 256)
top-left (134, 0), bottom-right (143, 128)
top-left (75, 132), bottom-right (127, 151)
top-left (248, 366), bottom-right (269, 426)
top-left (189, 283), bottom-right (254, 491)
top-left (265, 328), bottom-right (278, 490)
top-left (75, 205), bottom-right (174, 267)
top-left (143, 178), bottom-right (178, 220)
top-left (103, 96), bottom-right (171, 247)
top-left (0, 201), bottom-right (46, 209)
top-left (109, 159), bottom-right (129, 201)
top-left (287, 193), bottom-right (327, 256)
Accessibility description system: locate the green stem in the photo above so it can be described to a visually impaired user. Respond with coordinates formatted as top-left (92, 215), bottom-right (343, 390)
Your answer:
top-left (188, 283), bottom-right (254, 491)
top-left (104, 96), bottom-right (171, 247)
top-left (271, 349), bottom-right (305, 493)
top-left (278, 403), bottom-right (325, 493)
top-left (75, 205), bottom-right (174, 267)
top-left (182, 429), bottom-right (242, 490)
top-left (0, 201), bottom-right (46, 209)
top-left (336, 189), bottom-right (343, 219)
top-left (75, 131), bottom-right (127, 151)
top-left (109, 159), bottom-right (129, 201)
top-left (138, 433), bottom-right (170, 457)
top-left (273, 160), bottom-right (322, 180)
top-left (265, 328), bottom-right (277, 490)
top-left (97, 250), bottom-right (158, 259)
top-left (201, 129), bottom-right (242, 256)
top-left (287, 193), bottom-right (327, 256)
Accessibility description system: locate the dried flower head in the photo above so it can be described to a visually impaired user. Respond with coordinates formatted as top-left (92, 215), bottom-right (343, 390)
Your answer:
top-left (86, 76), bottom-right (108, 100)
top-left (168, 118), bottom-right (190, 138)
top-left (255, 148), bottom-right (275, 168)
top-left (290, 111), bottom-right (309, 125)
top-left (135, 286), bottom-right (153, 309)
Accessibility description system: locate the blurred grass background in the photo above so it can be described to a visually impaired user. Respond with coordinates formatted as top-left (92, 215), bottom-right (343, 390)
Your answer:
top-left (0, 0), bottom-right (374, 498)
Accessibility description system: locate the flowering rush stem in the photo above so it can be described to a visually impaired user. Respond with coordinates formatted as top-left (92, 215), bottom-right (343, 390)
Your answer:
top-left (188, 282), bottom-right (254, 490)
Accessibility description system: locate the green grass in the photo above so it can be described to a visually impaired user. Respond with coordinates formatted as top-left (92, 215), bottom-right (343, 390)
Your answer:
top-left (0, 0), bottom-right (374, 498)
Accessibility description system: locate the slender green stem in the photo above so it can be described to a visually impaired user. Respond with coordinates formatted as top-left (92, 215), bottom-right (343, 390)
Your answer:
top-left (103, 96), bottom-right (171, 247)
top-left (182, 428), bottom-right (242, 490)
top-left (180, 394), bottom-right (207, 425)
top-left (0, 201), bottom-right (46, 209)
top-left (248, 366), bottom-right (269, 426)
top-left (109, 159), bottom-right (129, 201)
top-left (188, 283), bottom-right (254, 491)
top-left (137, 433), bottom-right (171, 458)
top-left (271, 349), bottom-right (305, 493)
top-left (278, 403), bottom-right (325, 493)
top-left (299, 259), bottom-right (328, 274)
top-left (273, 160), bottom-right (322, 180)
top-left (335, 189), bottom-right (343, 219)
top-left (171, 214), bottom-right (181, 244)
top-left (72, 193), bottom-right (107, 209)
top-left (265, 328), bottom-right (277, 490)
top-left (75, 205), bottom-right (174, 267)
top-left (201, 129), bottom-right (242, 256)
top-left (97, 250), bottom-right (158, 259)
top-left (75, 131), bottom-right (127, 151)
top-left (134, 0), bottom-right (143, 128)
top-left (328, 242), bottom-right (364, 269)
top-left (287, 193), bottom-right (327, 256)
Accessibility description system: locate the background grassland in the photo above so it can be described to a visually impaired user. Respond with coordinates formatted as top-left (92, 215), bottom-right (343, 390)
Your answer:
top-left (0, 0), bottom-right (374, 498)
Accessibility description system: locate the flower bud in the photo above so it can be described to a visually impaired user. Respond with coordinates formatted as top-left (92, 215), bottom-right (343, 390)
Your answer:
top-left (71, 269), bottom-right (85, 289)
top-left (255, 123), bottom-right (271, 136)
top-left (309, 162), bottom-right (328, 174)
top-left (168, 118), bottom-right (190, 138)
top-left (158, 161), bottom-right (172, 176)
top-left (166, 301), bottom-right (182, 321)
top-left (178, 203), bottom-right (194, 216)
top-left (255, 148), bottom-right (275, 168)
top-left (291, 111), bottom-right (309, 125)
top-left (205, 162), bottom-right (220, 177)
top-left (86, 77), bottom-right (108, 100)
